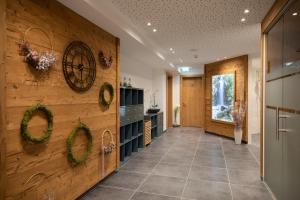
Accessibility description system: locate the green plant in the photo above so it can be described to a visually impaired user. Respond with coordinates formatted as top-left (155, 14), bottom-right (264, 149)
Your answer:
top-left (99, 82), bottom-right (114, 107)
top-left (174, 106), bottom-right (180, 124)
top-left (67, 122), bottom-right (93, 166)
top-left (21, 103), bottom-right (53, 143)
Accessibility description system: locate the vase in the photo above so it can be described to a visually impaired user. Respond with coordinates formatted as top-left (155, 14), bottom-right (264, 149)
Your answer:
top-left (234, 126), bottom-right (242, 144)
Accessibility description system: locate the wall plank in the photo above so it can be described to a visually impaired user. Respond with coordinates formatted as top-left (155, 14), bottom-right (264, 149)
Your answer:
top-left (204, 55), bottom-right (248, 142)
top-left (4, 0), bottom-right (119, 199)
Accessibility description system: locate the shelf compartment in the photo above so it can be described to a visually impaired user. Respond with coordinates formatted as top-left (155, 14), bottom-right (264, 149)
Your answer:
top-left (120, 126), bottom-right (125, 144)
top-left (132, 122), bottom-right (138, 137)
top-left (125, 89), bottom-right (132, 105)
top-left (125, 124), bottom-right (132, 140)
top-left (138, 135), bottom-right (144, 148)
top-left (125, 141), bottom-right (132, 157)
top-left (120, 145), bottom-right (125, 162)
top-left (138, 120), bottom-right (143, 133)
top-left (151, 127), bottom-right (157, 139)
top-left (120, 88), bottom-right (125, 106)
top-left (132, 138), bottom-right (138, 152)
top-left (138, 90), bottom-right (144, 104)
top-left (132, 89), bottom-right (138, 105)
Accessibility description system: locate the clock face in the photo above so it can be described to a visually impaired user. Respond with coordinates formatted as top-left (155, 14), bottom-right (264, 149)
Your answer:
top-left (62, 41), bottom-right (96, 92)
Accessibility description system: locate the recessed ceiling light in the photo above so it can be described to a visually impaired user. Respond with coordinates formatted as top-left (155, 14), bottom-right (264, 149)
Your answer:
top-left (147, 22), bottom-right (151, 26)
top-left (170, 48), bottom-right (173, 51)
top-left (172, 51), bottom-right (175, 54)
top-left (224, 57), bottom-right (227, 59)
top-left (244, 9), bottom-right (250, 14)
top-left (153, 28), bottom-right (157, 32)
top-left (169, 63), bottom-right (175, 68)
top-left (292, 12), bottom-right (298, 16)
top-left (241, 18), bottom-right (246, 22)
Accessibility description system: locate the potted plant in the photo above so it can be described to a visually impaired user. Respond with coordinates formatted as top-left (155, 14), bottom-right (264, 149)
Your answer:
top-left (173, 106), bottom-right (180, 127)
top-left (231, 100), bottom-right (245, 144)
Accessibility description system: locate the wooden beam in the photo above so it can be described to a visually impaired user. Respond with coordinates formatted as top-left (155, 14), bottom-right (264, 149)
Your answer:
top-left (261, 0), bottom-right (290, 33)
top-left (0, 0), bottom-right (6, 199)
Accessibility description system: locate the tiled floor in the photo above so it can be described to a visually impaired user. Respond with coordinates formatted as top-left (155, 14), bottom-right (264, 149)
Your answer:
top-left (79, 127), bottom-right (273, 200)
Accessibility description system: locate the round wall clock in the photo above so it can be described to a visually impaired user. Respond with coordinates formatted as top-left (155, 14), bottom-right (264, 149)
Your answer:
top-left (62, 41), bottom-right (96, 92)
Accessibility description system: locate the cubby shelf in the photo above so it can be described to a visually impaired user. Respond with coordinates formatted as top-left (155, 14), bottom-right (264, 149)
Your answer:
top-left (144, 112), bottom-right (164, 140)
top-left (119, 87), bottom-right (144, 163)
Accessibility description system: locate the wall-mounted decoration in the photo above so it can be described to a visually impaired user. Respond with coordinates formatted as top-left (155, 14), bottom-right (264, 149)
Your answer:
top-left (99, 82), bottom-right (114, 108)
top-left (67, 122), bottom-right (93, 166)
top-left (98, 50), bottom-right (113, 68)
top-left (101, 129), bottom-right (115, 177)
top-left (62, 41), bottom-right (96, 92)
top-left (21, 103), bottom-right (53, 143)
top-left (211, 73), bottom-right (235, 122)
top-left (19, 27), bottom-right (56, 71)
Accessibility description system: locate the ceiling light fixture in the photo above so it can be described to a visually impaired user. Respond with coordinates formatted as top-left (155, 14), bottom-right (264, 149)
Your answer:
top-left (244, 9), bottom-right (250, 14)
top-left (292, 12), bottom-right (298, 16)
top-left (147, 22), bottom-right (152, 26)
top-left (241, 18), bottom-right (246, 22)
top-left (153, 28), bottom-right (157, 32)
top-left (172, 51), bottom-right (175, 54)
top-left (170, 48), bottom-right (173, 51)
top-left (169, 63), bottom-right (175, 68)
top-left (224, 57), bottom-right (227, 59)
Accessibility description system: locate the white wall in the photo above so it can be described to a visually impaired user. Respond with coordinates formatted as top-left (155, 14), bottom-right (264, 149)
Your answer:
top-left (120, 53), bottom-right (153, 113)
top-left (152, 69), bottom-right (167, 131)
top-left (120, 53), bottom-right (167, 131)
top-left (248, 55), bottom-right (261, 143)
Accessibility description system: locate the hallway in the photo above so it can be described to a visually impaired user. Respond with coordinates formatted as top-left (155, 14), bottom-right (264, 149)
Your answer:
top-left (79, 128), bottom-right (272, 200)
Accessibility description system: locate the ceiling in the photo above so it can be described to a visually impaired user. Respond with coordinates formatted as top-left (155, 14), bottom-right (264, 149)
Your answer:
top-left (59, 0), bottom-right (274, 71)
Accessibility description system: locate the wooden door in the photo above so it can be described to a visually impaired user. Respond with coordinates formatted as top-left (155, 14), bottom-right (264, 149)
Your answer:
top-left (181, 77), bottom-right (204, 127)
top-left (167, 76), bottom-right (173, 128)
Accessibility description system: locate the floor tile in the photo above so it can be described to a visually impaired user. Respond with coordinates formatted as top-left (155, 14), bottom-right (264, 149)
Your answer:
top-left (134, 152), bottom-right (163, 163)
top-left (228, 169), bottom-right (264, 188)
top-left (100, 171), bottom-right (146, 190)
top-left (120, 159), bottom-right (157, 174)
top-left (161, 152), bottom-right (194, 165)
top-left (131, 192), bottom-right (180, 200)
top-left (153, 163), bottom-right (190, 178)
top-left (189, 165), bottom-right (228, 182)
top-left (226, 159), bottom-right (259, 170)
top-left (193, 155), bottom-right (226, 168)
top-left (231, 184), bottom-right (273, 200)
top-left (196, 148), bottom-right (224, 158)
top-left (80, 186), bottom-right (133, 200)
top-left (139, 175), bottom-right (186, 197)
top-left (182, 179), bottom-right (232, 200)
top-left (224, 150), bottom-right (255, 161)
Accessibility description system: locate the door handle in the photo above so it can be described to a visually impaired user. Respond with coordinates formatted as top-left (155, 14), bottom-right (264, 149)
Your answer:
top-left (278, 129), bottom-right (290, 133)
top-left (279, 114), bottom-right (291, 119)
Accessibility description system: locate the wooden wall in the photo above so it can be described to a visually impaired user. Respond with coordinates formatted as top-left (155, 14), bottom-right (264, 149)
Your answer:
top-left (2, 0), bottom-right (119, 199)
top-left (204, 55), bottom-right (248, 142)
top-left (0, 0), bottom-right (7, 199)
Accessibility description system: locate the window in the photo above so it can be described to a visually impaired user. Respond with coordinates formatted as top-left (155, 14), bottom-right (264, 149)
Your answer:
top-left (212, 73), bottom-right (235, 122)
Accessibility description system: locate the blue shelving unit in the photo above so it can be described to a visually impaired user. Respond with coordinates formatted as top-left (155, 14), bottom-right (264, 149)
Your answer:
top-left (119, 87), bottom-right (144, 163)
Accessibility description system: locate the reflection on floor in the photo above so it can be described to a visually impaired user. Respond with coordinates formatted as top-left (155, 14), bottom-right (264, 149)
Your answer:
top-left (79, 127), bottom-right (273, 200)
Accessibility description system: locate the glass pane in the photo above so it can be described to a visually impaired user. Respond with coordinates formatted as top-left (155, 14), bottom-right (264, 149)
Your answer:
top-left (212, 74), bottom-right (235, 122)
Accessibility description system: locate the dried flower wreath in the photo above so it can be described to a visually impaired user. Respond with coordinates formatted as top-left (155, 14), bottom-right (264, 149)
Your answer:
top-left (99, 50), bottom-right (113, 68)
top-left (19, 27), bottom-right (56, 71)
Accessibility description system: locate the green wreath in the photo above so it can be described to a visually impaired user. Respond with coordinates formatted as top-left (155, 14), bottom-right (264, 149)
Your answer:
top-left (67, 123), bottom-right (93, 165)
top-left (99, 82), bottom-right (114, 107)
top-left (21, 103), bottom-right (53, 143)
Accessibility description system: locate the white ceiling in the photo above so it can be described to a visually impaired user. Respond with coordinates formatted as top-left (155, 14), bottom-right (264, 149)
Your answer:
top-left (59, 0), bottom-right (274, 71)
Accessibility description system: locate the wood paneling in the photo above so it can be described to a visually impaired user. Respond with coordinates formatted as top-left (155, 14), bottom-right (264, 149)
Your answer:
top-left (261, 0), bottom-right (290, 33)
top-left (167, 76), bottom-right (173, 128)
top-left (204, 55), bottom-right (248, 142)
top-left (0, 1), bottom-right (7, 199)
top-left (181, 77), bottom-right (204, 127)
top-left (2, 0), bottom-right (119, 199)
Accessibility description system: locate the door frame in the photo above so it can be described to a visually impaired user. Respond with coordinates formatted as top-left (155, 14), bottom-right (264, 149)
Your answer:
top-left (166, 75), bottom-right (173, 128)
top-left (180, 75), bottom-right (205, 127)
top-left (260, 0), bottom-right (291, 178)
